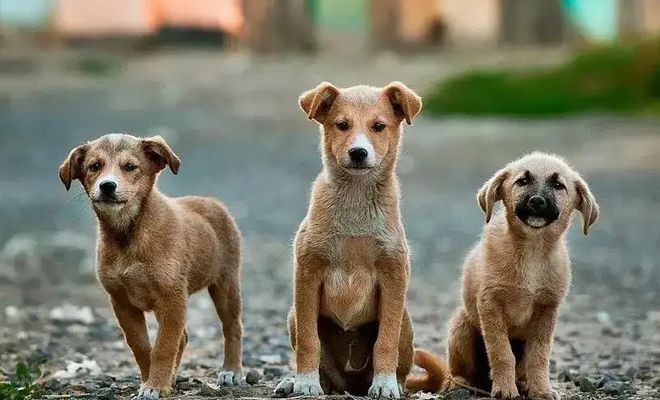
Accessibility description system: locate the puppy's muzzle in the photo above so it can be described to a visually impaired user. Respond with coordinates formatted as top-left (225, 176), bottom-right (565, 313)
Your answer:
top-left (94, 178), bottom-right (126, 204)
top-left (515, 195), bottom-right (559, 228)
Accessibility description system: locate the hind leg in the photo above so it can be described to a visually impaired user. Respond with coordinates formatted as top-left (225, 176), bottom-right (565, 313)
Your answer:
top-left (171, 329), bottom-right (188, 385)
top-left (446, 308), bottom-right (482, 391)
top-left (397, 309), bottom-right (414, 390)
top-left (208, 276), bottom-right (243, 386)
top-left (512, 340), bottom-right (528, 396)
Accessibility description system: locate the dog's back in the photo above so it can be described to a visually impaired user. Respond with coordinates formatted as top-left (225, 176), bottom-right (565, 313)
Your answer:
top-left (171, 196), bottom-right (242, 290)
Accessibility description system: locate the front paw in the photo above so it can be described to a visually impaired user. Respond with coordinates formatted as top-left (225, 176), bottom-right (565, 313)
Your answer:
top-left (491, 380), bottom-right (520, 399)
top-left (137, 384), bottom-right (169, 400)
top-left (368, 373), bottom-right (401, 399)
top-left (217, 370), bottom-right (243, 386)
top-left (292, 372), bottom-right (324, 396)
top-left (274, 376), bottom-right (295, 397)
top-left (528, 389), bottom-right (560, 400)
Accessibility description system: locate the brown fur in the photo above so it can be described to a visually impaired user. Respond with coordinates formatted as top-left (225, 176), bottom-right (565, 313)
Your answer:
top-left (411, 153), bottom-right (599, 400)
top-left (280, 82), bottom-right (422, 398)
top-left (59, 134), bottom-right (243, 398)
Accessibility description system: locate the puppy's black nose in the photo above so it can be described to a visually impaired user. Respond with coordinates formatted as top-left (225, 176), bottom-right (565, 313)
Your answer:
top-left (349, 147), bottom-right (368, 163)
top-left (528, 195), bottom-right (546, 209)
top-left (100, 180), bottom-right (117, 195)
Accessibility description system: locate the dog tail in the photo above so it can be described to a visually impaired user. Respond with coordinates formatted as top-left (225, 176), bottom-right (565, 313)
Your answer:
top-left (405, 349), bottom-right (449, 393)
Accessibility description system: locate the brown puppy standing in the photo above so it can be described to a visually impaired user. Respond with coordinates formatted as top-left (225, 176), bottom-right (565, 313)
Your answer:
top-left (274, 82), bottom-right (422, 398)
top-left (408, 153), bottom-right (599, 400)
top-left (59, 134), bottom-right (243, 399)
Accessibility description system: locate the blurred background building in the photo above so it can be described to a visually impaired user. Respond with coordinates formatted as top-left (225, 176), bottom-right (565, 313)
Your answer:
top-left (1, 0), bottom-right (660, 52)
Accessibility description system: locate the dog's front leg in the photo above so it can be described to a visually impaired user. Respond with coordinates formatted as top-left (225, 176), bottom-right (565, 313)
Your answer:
top-left (478, 293), bottom-right (519, 399)
top-left (138, 296), bottom-right (186, 400)
top-left (110, 295), bottom-right (152, 382)
top-left (292, 258), bottom-right (323, 396)
top-left (525, 305), bottom-right (560, 400)
top-left (369, 258), bottom-right (408, 399)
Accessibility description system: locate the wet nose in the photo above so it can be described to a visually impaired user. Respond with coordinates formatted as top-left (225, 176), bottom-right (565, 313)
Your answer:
top-left (528, 195), bottom-right (546, 209)
top-left (349, 147), bottom-right (368, 163)
top-left (99, 180), bottom-right (117, 196)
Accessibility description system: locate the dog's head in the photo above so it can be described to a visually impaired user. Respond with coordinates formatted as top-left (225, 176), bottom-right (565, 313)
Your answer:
top-left (477, 152), bottom-right (599, 235)
top-left (299, 82), bottom-right (422, 176)
top-left (59, 133), bottom-right (180, 220)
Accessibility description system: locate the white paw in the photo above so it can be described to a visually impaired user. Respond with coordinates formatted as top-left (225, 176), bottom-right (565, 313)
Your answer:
top-left (136, 385), bottom-right (160, 400)
top-left (274, 376), bottom-right (295, 397)
top-left (368, 373), bottom-right (401, 399)
top-left (293, 371), bottom-right (324, 396)
top-left (217, 370), bottom-right (243, 386)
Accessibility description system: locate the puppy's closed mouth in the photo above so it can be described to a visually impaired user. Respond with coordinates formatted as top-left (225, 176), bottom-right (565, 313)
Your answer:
top-left (93, 199), bottom-right (128, 205)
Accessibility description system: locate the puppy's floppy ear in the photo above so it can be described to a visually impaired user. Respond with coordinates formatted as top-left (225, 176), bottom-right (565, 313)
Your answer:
top-left (142, 136), bottom-right (181, 174)
top-left (59, 144), bottom-right (89, 191)
top-left (574, 176), bottom-right (599, 235)
top-left (383, 81), bottom-right (422, 125)
top-left (477, 168), bottom-right (509, 223)
top-left (299, 82), bottom-right (340, 123)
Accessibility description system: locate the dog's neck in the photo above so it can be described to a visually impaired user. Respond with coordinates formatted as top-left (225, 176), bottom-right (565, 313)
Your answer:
top-left (318, 164), bottom-right (400, 236)
top-left (95, 189), bottom-right (172, 248)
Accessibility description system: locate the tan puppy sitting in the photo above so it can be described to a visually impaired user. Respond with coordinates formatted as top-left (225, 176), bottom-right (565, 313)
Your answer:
top-left (274, 82), bottom-right (422, 399)
top-left (408, 152), bottom-right (599, 400)
top-left (59, 134), bottom-right (244, 399)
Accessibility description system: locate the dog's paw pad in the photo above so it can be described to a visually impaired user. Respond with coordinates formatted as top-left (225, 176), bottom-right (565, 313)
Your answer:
top-left (274, 377), bottom-right (295, 397)
top-left (217, 370), bottom-right (242, 386)
top-left (136, 386), bottom-right (161, 400)
top-left (368, 374), bottom-right (401, 399)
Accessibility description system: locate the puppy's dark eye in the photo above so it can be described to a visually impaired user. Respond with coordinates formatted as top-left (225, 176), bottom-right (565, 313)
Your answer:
top-left (89, 162), bottom-right (101, 172)
top-left (336, 121), bottom-right (349, 131)
top-left (372, 122), bottom-right (386, 132)
top-left (553, 181), bottom-right (565, 190)
top-left (515, 177), bottom-right (529, 186)
top-left (124, 163), bottom-right (137, 172)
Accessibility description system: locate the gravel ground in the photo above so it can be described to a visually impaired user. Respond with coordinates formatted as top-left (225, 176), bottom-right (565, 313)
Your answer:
top-left (0, 49), bottom-right (659, 399)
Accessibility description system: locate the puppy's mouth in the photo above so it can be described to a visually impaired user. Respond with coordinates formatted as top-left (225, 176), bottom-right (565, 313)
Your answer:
top-left (92, 198), bottom-right (128, 206)
top-left (342, 161), bottom-right (376, 174)
top-left (515, 206), bottom-right (559, 229)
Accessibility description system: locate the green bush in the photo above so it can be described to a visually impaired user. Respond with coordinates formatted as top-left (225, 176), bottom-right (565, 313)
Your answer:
top-left (425, 40), bottom-right (660, 117)
top-left (0, 362), bottom-right (41, 400)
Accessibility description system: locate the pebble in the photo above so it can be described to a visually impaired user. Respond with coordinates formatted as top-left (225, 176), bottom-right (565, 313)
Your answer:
top-left (246, 369), bottom-right (261, 385)
top-left (602, 381), bottom-right (632, 395)
top-left (199, 383), bottom-right (223, 397)
top-left (176, 380), bottom-right (197, 391)
top-left (625, 366), bottom-right (639, 380)
top-left (83, 381), bottom-right (99, 392)
top-left (598, 359), bottom-right (622, 369)
top-left (596, 372), bottom-right (618, 388)
top-left (444, 389), bottom-right (472, 400)
top-left (558, 369), bottom-right (578, 382)
top-left (97, 387), bottom-right (114, 400)
top-left (579, 377), bottom-right (597, 392)
top-left (49, 304), bottom-right (95, 325)
top-left (263, 366), bottom-right (287, 378)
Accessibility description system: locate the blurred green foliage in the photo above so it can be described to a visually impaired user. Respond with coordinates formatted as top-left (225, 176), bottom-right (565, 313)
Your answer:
top-left (0, 362), bottom-right (41, 400)
top-left (425, 40), bottom-right (660, 117)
